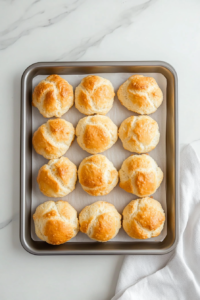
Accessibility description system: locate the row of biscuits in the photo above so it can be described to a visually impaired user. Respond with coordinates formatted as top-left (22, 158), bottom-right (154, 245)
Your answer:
top-left (36, 154), bottom-right (163, 198)
top-left (32, 74), bottom-right (163, 118)
top-left (32, 115), bottom-right (160, 159)
top-left (33, 198), bottom-right (165, 245)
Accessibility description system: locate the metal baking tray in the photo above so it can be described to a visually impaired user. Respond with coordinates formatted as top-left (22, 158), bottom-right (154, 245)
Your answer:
top-left (20, 61), bottom-right (178, 255)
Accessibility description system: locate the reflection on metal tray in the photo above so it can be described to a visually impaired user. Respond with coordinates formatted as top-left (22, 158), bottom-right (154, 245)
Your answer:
top-left (20, 61), bottom-right (178, 255)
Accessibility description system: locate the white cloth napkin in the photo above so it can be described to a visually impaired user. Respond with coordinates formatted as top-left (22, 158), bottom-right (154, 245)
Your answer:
top-left (112, 141), bottom-right (200, 300)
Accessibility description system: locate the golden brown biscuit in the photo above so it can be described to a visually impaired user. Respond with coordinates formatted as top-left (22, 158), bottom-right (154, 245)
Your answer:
top-left (75, 75), bottom-right (115, 115)
top-left (37, 157), bottom-right (77, 197)
top-left (78, 155), bottom-right (118, 196)
top-left (76, 115), bottom-right (118, 154)
top-left (119, 116), bottom-right (160, 153)
top-left (79, 201), bottom-right (121, 242)
top-left (117, 75), bottom-right (163, 114)
top-left (32, 75), bottom-right (74, 118)
top-left (119, 154), bottom-right (163, 197)
top-left (123, 198), bottom-right (165, 239)
top-left (33, 200), bottom-right (79, 245)
top-left (32, 118), bottom-right (75, 159)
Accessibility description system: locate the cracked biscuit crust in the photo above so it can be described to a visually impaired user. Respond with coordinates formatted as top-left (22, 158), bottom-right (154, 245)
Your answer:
top-left (32, 118), bottom-right (75, 159)
top-left (119, 154), bottom-right (163, 197)
top-left (33, 200), bottom-right (79, 245)
top-left (32, 75), bottom-right (74, 118)
top-left (79, 201), bottom-right (121, 242)
top-left (117, 75), bottom-right (163, 114)
top-left (78, 155), bottom-right (118, 196)
top-left (37, 157), bottom-right (77, 197)
top-left (75, 75), bottom-right (115, 115)
top-left (123, 198), bottom-right (165, 239)
top-left (76, 115), bottom-right (118, 154)
top-left (119, 116), bottom-right (160, 153)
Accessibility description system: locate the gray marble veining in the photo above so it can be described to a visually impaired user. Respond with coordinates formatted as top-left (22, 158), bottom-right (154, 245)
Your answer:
top-left (0, 213), bottom-right (18, 229)
top-left (0, 217), bottom-right (13, 229)
top-left (0, 0), bottom-right (85, 50)
top-left (57, 0), bottom-right (156, 61)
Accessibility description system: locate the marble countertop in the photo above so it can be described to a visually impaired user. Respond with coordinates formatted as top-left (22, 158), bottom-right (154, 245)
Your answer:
top-left (1, 0), bottom-right (200, 299)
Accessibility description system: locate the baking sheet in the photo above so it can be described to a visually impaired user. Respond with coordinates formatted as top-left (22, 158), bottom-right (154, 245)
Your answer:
top-left (31, 73), bottom-right (167, 242)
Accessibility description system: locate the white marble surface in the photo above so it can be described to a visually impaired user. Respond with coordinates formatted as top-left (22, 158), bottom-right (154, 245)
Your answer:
top-left (1, 0), bottom-right (200, 299)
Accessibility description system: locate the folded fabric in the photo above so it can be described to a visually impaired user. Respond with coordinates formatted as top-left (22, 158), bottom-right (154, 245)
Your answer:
top-left (112, 141), bottom-right (200, 300)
